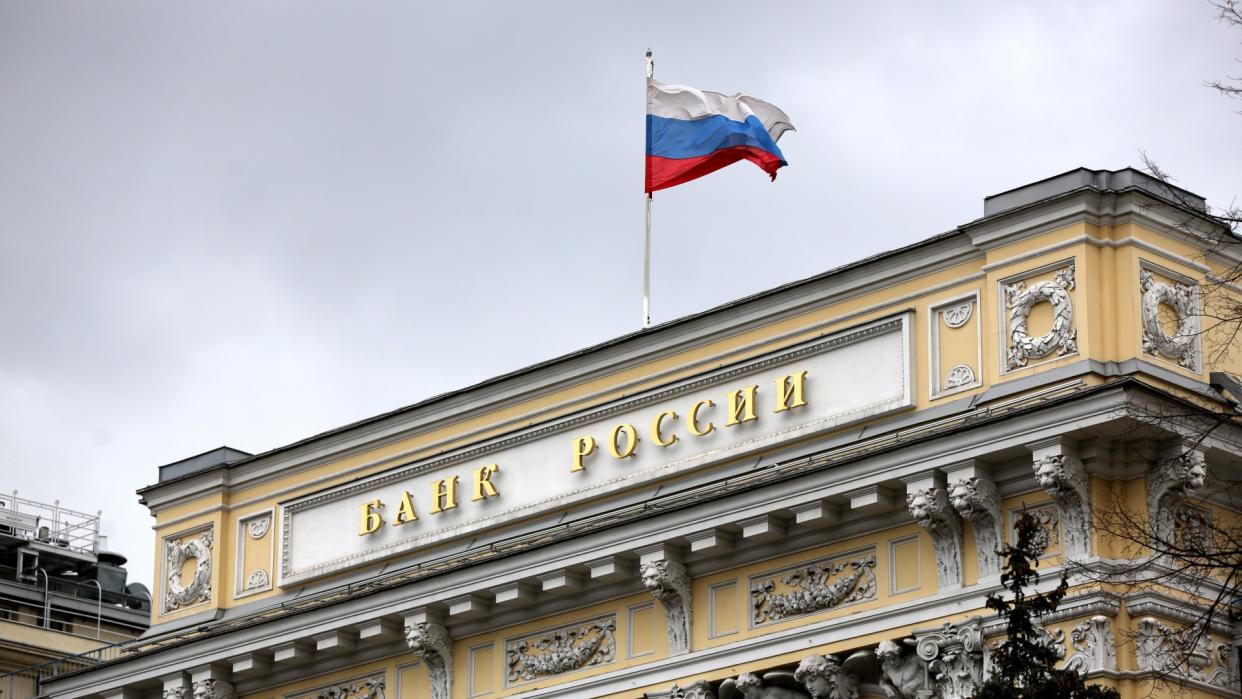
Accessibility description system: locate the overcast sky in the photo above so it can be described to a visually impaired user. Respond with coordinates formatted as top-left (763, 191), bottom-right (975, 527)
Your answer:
top-left (1, 2), bottom-right (1239, 591)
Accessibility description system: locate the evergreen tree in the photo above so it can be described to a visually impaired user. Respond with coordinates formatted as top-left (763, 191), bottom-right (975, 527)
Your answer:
top-left (972, 513), bottom-right (1120, 699)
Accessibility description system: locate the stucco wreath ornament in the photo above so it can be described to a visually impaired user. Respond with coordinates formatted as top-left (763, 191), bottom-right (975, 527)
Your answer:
top-left (1140, 268), bottom-right (1198, 368)
top-left (1005, 265), bottom-right (1078, 370)
top-left (165, 529), bottom-right (213, 610)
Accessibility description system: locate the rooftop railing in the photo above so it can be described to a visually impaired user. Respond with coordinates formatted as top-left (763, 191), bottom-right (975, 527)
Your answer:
top-left (0, 491), bottom-right (101, 556)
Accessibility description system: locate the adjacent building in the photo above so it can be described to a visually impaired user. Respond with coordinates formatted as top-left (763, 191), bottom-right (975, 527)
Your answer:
top-left (33, 168), bottom-right (1242, 699)
top-left (0, 493), bottom-right (151, 698)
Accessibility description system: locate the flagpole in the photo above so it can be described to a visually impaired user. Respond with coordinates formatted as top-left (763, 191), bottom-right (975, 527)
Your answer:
top-left (643, 49), bottom-right (654, 329)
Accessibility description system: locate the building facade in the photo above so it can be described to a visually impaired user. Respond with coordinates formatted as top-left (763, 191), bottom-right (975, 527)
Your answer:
top-left (36, 168), bottom-right (1242, 699)
top-left (0, 493), bottom-right (151, 699)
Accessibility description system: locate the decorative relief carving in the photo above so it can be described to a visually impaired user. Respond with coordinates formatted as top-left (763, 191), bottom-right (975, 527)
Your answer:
top-left (720, 671), bottom-right (809, 698)
top-left (1148, 449), bottom-right (1207, 549)
top-left (1209, 641), bottom-right (1239, 689)
top-left (876, 639), bottom-right (927, 699)
top-left (947, 476), bottom-right (1003, 580)
top-left (245, 569), bottom-right (269, 591)
top-left (794, 654), bottom-right (858, 699)
top-left (943, 365), bottom-right (975, 390)
top-left (1033, 452), bottom-right (1090, 558)
top-left (1005, 264), bottom-right (1077, 370)
top-left (1021, 504), bottom-right (1061, 557)
top-left (1134, 617), bottom-right (1235, 686)
top-left (164, 689), bottom-right (186, 699)
top-left (906, 486), bottom-right (964, 588)
top-left (1175, 502), bottom-right (1214, 552)
top-left (1140, 267), bottom-right (1199, 369)
top-left (289, 674), bottom-right (386, 699)
top-left (942, 302), bottom-right (973, 329)
top-left (641, 560), bottom-right (692, 655)
top-left (1136, 617), bottom-right (1191, 677)
top-left (749, 550), bottom-right (877, 626)
top-left (1062, 615), bottom-right (1116, 673)
top-left (191, 679), bottom-right (235, 699)
top-left (405, 621), bottom-right (451, 699)
top-left (505, 615), bottom-right (616, 684)
top-left (246, 515), bottom-right (271, 539)
top-left (1031, 619), bottom-right (1066, 663)
top-left (164, 528), bottom-right (213, 612)
top-left (914, 618), bottom-right (985, 699)
top-left (667, 681), bottom-right (717, 699)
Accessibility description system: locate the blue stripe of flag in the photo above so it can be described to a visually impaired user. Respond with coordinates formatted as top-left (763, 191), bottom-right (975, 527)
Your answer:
top-left (646, 114), bottom-right (787, 163)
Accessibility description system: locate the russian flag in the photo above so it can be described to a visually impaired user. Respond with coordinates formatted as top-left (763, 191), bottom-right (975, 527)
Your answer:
top-left (646, 78), bottom-right (794, 193)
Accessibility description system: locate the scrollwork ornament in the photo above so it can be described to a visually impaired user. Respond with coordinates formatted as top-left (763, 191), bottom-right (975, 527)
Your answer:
top-left (1140, 268), bottom-right (1199, 369)
top-left (914, 619), bottom-right (984, 699)
top-left (1005, 264), bottom-right (1077, 370)
top-left (1062, 615), bottom-right (1116, 673)
top-left (164, 528), bottom-right (213, 612)
top-left (641, 560), bottom-right (692, 655)
top-left (163, 689), bottom-right (186, 699)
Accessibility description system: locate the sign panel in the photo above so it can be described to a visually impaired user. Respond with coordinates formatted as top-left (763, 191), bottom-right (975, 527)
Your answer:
top-left (281, 313), bottom-right (914, 583)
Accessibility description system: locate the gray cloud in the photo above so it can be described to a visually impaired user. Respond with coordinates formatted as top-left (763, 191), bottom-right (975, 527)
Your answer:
top-left (1, 1), bottom-right (1238, 590)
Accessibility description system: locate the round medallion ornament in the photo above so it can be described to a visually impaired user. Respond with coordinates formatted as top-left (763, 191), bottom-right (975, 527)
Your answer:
top-left (1140, 268), bottom-right (1198, 369)
top-left (1005, 265), bottom-right (1078, 370)
top-left (165, 529), bottom-right (213, 611)
top-left (246, 516), bottom-right (270, 539)
top-left (942, 302), bottom-right (973, 328)
top-left (944, 364), bottom-right (975, 389)
top-left (245, 569), bottom-right (269, 591)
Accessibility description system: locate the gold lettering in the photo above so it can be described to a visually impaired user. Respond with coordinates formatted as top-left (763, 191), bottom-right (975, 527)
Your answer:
top-left (472, 464), bottom-right (500, 501)
top-left (688, 399), bottom-right (715, 436)
top-left (358, 499), bottom-right (384, 535)
top-left (430, 476), bottom-right (459, 514)
top-left (393, 490), bottom-right (418, 526)
top-left (570, 436), bottom-right (597, 472)
top-left (651, 410), bottom-right (678, 447)
top-left (609, 423), bottom-right (639, 458)
top-left (773, 371), bottom-right (808, 413)
top-left (726, 385), bottom-right (759, 425)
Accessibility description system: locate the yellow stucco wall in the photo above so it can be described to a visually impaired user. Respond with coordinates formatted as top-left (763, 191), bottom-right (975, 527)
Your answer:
top-left (143, 219), bottom-right (1241, 640)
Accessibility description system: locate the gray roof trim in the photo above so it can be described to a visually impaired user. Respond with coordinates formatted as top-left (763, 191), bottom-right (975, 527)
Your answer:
top-left (982, 167), bottom-right (1207, 217)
